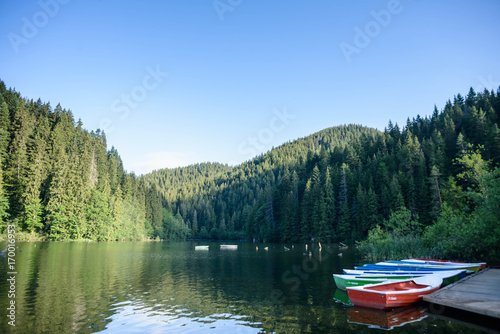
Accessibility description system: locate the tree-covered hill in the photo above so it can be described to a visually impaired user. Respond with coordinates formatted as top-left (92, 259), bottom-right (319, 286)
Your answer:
top-left (0, 80), bottom-right (187, 241)
top-left (145, 87), bottom-right (500, 254)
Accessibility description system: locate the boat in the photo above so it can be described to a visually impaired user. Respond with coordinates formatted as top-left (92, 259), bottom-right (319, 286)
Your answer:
top-left (220, 245), bottom-right (238, 250)
top-left (344, 269), bottom-right (448, 275)
top-left (195, 245), bottom-right (209, 250)
top-left (346, 275), bottom-right (442, 310)
top-left (354, 264), bottom-right (473, 273)
top-left (376, 260), bottom-right (481, 273)
top-left (334, 274), bottom-right (424, 290)
top-left (348, 305), bottom-right (428, 330)
top-left (337, 270), bottom-right (464, 289)
top-left (405, 258), bottom-right (486, 271)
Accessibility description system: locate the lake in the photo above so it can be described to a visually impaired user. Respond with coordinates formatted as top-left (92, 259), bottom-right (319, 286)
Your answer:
top-left (0, 241), bottom-right (495, 333)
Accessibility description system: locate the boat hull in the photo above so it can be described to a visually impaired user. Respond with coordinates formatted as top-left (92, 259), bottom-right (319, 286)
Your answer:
top-left (347, 276), bottom-right (442, 310)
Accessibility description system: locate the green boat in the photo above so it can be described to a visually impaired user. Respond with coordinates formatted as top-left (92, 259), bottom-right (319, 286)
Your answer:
top-left (333, 274), bottom-right (423, 290)
top-left (333, 270), bottom-right (464, 290)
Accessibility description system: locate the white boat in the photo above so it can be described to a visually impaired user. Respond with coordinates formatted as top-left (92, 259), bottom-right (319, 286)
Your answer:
top-left (220, 245), bottom-right (238, 250)
top-left (195, 245), bottom-right (209, 250)
top-left (376, 260), bottom-right (481, 273)
top-left (338, 269), bottom-right (464, 288)
top-left (400, 259), bottom-right (486, 270)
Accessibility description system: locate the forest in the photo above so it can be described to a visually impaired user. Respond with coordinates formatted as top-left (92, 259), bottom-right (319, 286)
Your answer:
top-left (0, 79), bottom-right (499, 261)
top-left (0, 80), bottom-right (188, 241)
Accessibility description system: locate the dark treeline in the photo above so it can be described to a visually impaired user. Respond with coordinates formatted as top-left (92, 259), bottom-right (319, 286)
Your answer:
top-left (0, 80), bottom-right (189, 241)
top-left (145, 87), bottom-right (500, 256)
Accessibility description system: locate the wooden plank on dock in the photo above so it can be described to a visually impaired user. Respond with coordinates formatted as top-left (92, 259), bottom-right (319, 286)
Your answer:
top-left (423, 268), bottom-right (500, 319)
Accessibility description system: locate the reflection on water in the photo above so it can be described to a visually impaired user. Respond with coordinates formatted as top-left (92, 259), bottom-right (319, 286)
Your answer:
top-left (348, 305), bottom-right (428, 330)
top-left (0, 241), bottom-right (491, 333)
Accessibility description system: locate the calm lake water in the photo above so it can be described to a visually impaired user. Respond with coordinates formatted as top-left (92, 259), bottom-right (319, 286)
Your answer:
top-left (0, 241), bottom-right (496, 333)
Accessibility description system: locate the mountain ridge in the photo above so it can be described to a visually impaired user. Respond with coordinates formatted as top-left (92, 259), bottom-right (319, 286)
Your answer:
top-left (145, 88), bottom-right (500, 244)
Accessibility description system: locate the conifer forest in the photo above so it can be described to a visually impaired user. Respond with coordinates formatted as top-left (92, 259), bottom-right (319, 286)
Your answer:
top-left (0, 80), bottom-right (499, 262)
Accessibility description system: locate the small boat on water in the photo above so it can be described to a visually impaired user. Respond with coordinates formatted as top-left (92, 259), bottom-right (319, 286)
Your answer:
top-left (403, 258), bottom-right (486, 271)
top-left (334, 274), bottom-right (423, 290)
top-left (220, 245), bottom-right (238, 250)
top-left (376, 260), bottom-right (481, 273)
top-left (344, 269), bottom-right (448, 275)
top-left (346, 275), bottom-right (442, 310)
top-left (355, 264), bottom-right (473, 274)
top-left (335, 269), bottom-right (463, 290)
top-left (195, 245), bottom-right (209, 250)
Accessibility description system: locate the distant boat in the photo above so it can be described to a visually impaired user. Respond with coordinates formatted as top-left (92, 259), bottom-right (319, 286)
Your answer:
top-left (346, 275), bottom-right (442, 310)
top-left (195, 246), bottom-right (209, 250)
top-left (220, 245), bottom-right (238, 250)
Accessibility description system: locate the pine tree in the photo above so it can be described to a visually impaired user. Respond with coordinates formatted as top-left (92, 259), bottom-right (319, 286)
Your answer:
top-left (22, 130), bottom-right (46, 235)
top-left (429, 165), bottom-right (443, 221)
top-left (389, 175), bottom-right (405, 212)
top-left (300, 179), bottom-right (313, 241)
top-left (0, 99), bottom-right (10, 159)
top-left (0, 155), bottom-right (10, 231)
top-left (355, 184), bottom-right (368, 240)
top-left (45, 149), bottom-right (70, 240)
top-left (365, 187), bottom-right (380, 231)
top-left (337, 202), bottom-right (352, 242)
top-left (191, 209), bottom-right (198, 237)
top-left (322, 166), bottom-right (336, 241)
top-left (5, 100), bottom-right (32, 217)
top-left (86, 189), bottom-right (112, 240)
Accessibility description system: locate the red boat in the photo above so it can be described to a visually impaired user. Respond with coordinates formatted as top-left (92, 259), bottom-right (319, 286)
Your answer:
top-left (346, 276), bottom-right (442, 310)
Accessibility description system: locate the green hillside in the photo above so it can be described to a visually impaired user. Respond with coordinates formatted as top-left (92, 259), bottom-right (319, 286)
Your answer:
top-left (0, 80), bottom-right (185, 241)
top-left (145, 88), bottom-right (500, 261)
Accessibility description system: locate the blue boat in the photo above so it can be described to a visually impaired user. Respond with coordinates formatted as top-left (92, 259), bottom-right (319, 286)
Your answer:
top-left (354, 264), bottom-right (472, 273)
top-left (343, 269), bottom-right (466, 280)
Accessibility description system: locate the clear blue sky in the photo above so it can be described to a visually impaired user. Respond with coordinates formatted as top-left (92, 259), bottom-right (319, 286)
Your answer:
top-left (1, 0), bottom-right (499, 174)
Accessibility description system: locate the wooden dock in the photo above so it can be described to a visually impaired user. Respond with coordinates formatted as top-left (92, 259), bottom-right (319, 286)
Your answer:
top-left (423, 268), bottom-right (500, 319)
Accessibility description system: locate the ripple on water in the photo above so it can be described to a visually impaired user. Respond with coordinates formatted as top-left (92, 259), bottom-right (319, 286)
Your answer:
top-left (99, 301), bottom-right (263, 334)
